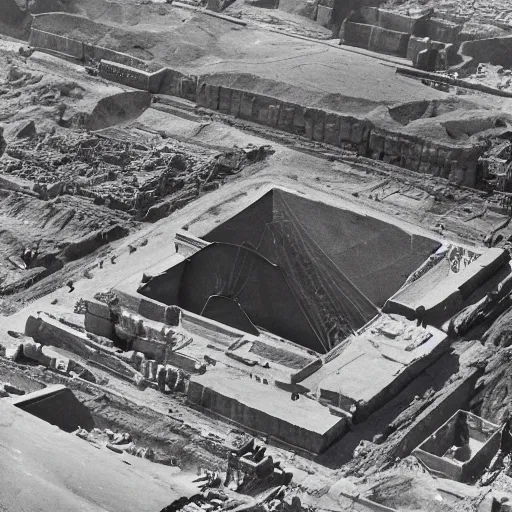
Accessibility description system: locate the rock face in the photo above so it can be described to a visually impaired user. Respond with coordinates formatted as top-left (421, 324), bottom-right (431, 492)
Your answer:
top-left (0, 125), bottom-right (6, 157)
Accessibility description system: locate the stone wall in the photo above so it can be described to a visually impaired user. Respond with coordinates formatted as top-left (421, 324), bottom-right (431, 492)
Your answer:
top-left (83, 43), bottom-right (147, 70)
top-left (99, 60), bottom-right (151, 91)
top-left (360, 7), bottom-right (427, 34)
top-left (29, 28), bottom-right (149, 70)
top-left (30, 29), bottom-right (84, 60)
top-left (459, 36), bottom-right (512, 70)
top-left (30, 26), bottom-right (196, 101)
top-left (341, 21), bottom-right (410, 57)
top-left (369, 25), bottom-right (410, 56)
top-left (196, 79), bottom-right (482, 186)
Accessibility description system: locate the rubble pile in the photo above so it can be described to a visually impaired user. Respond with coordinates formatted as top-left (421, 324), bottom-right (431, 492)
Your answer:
top-left (4, 133), bottom-right (272, 222)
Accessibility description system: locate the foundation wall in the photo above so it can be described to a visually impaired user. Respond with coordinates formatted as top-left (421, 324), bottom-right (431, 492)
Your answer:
top-left (187, 377), bottom-right (346, 453)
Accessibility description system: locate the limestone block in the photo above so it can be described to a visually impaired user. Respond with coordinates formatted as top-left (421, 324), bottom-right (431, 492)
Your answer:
top-left (206, 85), bottom-right (220, 111)
top-left (86, 299), bottom-right (111, 320)
top-left (313, 110), bottom-right (325, 142)
top-left (240, 92), bottom-right (255, 120)
top-left (351, 121), bottom-right (366, 145)
top-left (383, 133), bottom-right (401, 157)
top-left (324, 113), bottom-right (340, 145)
top-left (230, 89), bottom-right (242, 117)
top-left (338, 117), bottom-right (352, 143)
top-left (218, 87), bottom-right (232, 114)
top-left (293, 107), bottom-right (306, 136)
top-left (181, 78), bottom-right (197, 102)
top-left (341, 21), bottom-right (372, 49)
top-left (255, 104), bottom-right (270, 125)
top-left (316, 5), bottom-right (333, 27)
top-left (369, 26), bottom-right (410, 57)
top-left (304, 108), bottom-right (315, 139)
top-left (268, 104), bottom-right (281, 127)
top-left (278, 103), bottom-right (296, 132)
top-left (164, 306), bottom-right (182, 326)
top-left (84, 313), bottom-right (113, 339)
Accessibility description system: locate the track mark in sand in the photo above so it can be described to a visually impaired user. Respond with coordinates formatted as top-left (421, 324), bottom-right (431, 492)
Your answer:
top-left (198, 48), bottom-right (328, 67)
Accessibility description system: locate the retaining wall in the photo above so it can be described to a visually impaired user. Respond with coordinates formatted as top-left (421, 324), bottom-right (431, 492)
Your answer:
top-left (196, 79), bottom-right (482, 186)
top-left (30, 29), bottom-right (84, 60)
top-left (29, 28), bottom-right (148, 70)
top-left (99, 60), bottom-right (151, 91)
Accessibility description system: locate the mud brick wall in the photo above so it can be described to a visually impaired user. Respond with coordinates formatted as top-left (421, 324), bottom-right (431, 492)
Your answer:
top-left (99, 60), bottom-right (150, 90)
top-left (29, 29), bottom-right (84, 60)
top-left (196, 79), bottom-right (483, 187)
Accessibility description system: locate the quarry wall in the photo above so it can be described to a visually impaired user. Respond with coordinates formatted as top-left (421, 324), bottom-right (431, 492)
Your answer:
top-left (29, 28), bottom-right (148, 69)
top-left (196, 80), bottom-right (482, 186)
top-left (29, 25), bottom-right (483, 186)
top-left (29, 28), bottom-right (197, 101)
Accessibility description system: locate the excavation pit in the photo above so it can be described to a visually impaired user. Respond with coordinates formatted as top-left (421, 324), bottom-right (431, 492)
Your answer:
top-left (413, 410), bottom-right (501, 482)
top-left (139, 188), bottom-right (441, 353)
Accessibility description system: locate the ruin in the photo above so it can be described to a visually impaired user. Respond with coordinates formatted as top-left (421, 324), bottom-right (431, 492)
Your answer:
top-left (4, 0), bottom-right (512, 510)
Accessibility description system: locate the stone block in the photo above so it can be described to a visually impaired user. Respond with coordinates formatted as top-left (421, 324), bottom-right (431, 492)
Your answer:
top-left (369, 26), bottom-right (410, 58)
top-left (240, 92), bottom-right (255, 119)
top-left (230, 89), bottom-right (242, 117)
top-left (268, 104), bottom-right (281, 127)
top-left (341, 21), bottom-right (372, 49)
top-left (338, 117), bottom-right (352, 143)
top-left (164, 306), bottom-right (182, 327)
top-left (205, 84), bottom-right (220, 110)
top-left (313, 110), bottom-right (325, 141)
top-left (324, 113), bottom-right (340, 145)
top-left (304, 108), bottom-right (317, 139)
top-left (293, 107), bottom-right (306, 135)
top-left (86, 299), bottom-right (111, 320)
top-left (84, 313), bottom-right (113, 339)
top-left (384, 133), bottom-right (401, 157)
top-left (350, 121), bottom-right (366, 144)
top-left (316, 5), bottom-right (333, 27)
top-left (278, 104), bottom-right (296, 132)
top-left (218, 87), bottom-right (232, 114)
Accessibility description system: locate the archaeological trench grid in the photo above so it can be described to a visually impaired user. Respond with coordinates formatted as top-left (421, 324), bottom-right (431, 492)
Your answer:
top-left (7, 1), bottom-right (512, 512)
